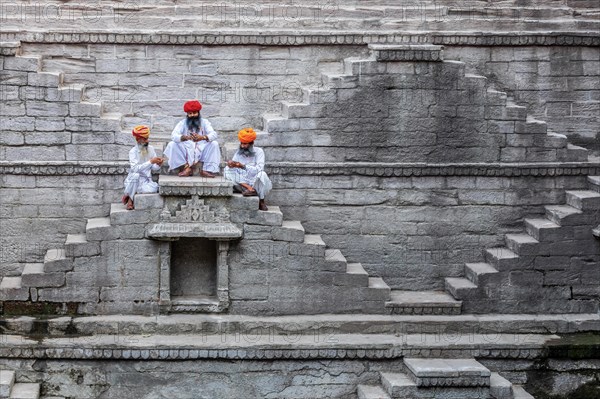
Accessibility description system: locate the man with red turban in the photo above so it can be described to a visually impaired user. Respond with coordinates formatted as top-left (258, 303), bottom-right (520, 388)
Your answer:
top-left (163, 100), bottom-right (221, 177)
top-left (224, 127), bottom-right (272, 211)
top-left (122, 125), bottom-right (164, 210)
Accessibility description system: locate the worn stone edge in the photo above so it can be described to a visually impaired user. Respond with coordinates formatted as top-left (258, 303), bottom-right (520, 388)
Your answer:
top-left (1, 31), bottom-right (599, 46)
top-left (1, 161), bottom-right (599, 177)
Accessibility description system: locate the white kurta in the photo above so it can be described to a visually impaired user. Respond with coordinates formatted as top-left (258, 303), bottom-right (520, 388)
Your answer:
top-left (163, 118), bottom-right (221, 173)
top-left (123, 145), bottom-right (161, 201)
top-left (224, 146), bottom-right (272, 199)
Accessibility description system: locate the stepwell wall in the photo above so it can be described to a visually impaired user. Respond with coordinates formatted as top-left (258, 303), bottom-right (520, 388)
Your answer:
top-left (1, 41), bottom-right (598, 290)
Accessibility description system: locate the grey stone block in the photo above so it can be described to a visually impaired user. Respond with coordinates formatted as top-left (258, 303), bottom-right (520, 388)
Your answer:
top-left (134, 193), bottom-right (164, 210)
top-left (69, 102), bottom-right (102, 117)
top-left (28, 71), bottom-right (62, 87)
top-left (65, 234), bottom-right (101, 258)
top-left (404, 358), bottom-right (491, 387)
top-left (245, 206), bottom-right (283, 226)
top-left (272, 220), bottom-right (305, 242)
top-left (243, 224), bottom-right (273, 240)
top-left (110, 203), bottom-right (155, 225)
top-left (4, 56), bottom-right (40, 72)
top-left (44, 249), bottom-right (72, 273)
top-left (0, 370), bottom-right (15, 397)
top-left (21, 263), bottom-right (64, 288)
top-left (26, 101), bottom-right (69, 117)
top-left (86, 217), bottom-right (117, 241)
top-left (0, 277), bottom-right (29, 301)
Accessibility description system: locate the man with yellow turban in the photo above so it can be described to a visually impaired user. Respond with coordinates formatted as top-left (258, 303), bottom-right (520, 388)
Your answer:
top-left (163, 100), bottom-right (221, 177)
top-left (122, 125), bottom-right (164, 210)
top-left (224, 128), bottom-right (272, 211)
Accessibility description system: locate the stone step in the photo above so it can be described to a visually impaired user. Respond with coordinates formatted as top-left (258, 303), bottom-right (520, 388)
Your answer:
top-left (513, 385), bottom-right (534, 399)
top-left (133, 193), bottom-right (164, 210)
top-left (109, 203), bottom-right (154, 225)
top-left (323, 249), bottom-right (348, 272)
top-left (9, 382), bottom-right (40, 399)
top-left (524, 218), bottom-right (562, 242)
top-left (566, 190), bottom-right (600, 211)
top-left (490, 373), bottom-right (513, 399)
top-left (544, 204), bottom-right (585, 226)
top-left (21, 263), bottom-right (64, 288)
top-left (291, 234), bottom-right (326, 257)
top-left (0, 370), bottom-right (15, 397)
top-left (464, 263), bottom-right (499, 286)
top-left (368, 277), bottom-right (391, 296)
top-left (380, 372), bottom-right (419, 398)
top-left (271, 220), bottom-right (305, 242)
top-left (484, 248), bottom-right (532, 271)
top-left (64, 234), bottom-right (101, 258)
top-left (85, 217), bottom-right (116, 242)
top-left (588, 176), bottom-right (600, 193)
top-left (444, 278), bottom-right (478, 300)
top-left (322, 73), bottom-right (359, 89)
top-left (0, 41), bottom-right (21, 56)
top-left (302, 86), bottom-right (337, 104)
top-left (357, 384), bottom-right (391, 399)
top-left (57, 83), bottom-right (85, 102)
top-left (43, 249), bottom-right (72, 273)
top-left (281, 101), bottom-right (310, 119)
top-left (385, 290), bottom-right (461, 315)
top-left (404, 358), bottom-right (491, 388)
top-left (28, 71), bottom-right (63, 88)
top-left (343, 57), bottom-right (382, 75)
top-left (346, 263), bottom-right (369, 287)
top-left (380, 372), bottom-right (492, 399)
top-left (244, 205), bottom-right (284, 227)
top-left (504, 234), bottom-right (539, 256)
top-left (563, 144), bottom-right (589, 162)
top-left (0, 277), bottom-right (29, 301)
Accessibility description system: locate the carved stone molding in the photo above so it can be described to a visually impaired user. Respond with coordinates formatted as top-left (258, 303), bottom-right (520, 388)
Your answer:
top-left (1, 161), bottom-right (599, 178)
top-left (1, 31), bottom-right (598, 47)
top-left (0, 344), bottom-right (547, 361)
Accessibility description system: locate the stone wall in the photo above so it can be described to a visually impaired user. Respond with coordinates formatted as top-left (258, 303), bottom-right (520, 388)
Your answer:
top-left (268, 170), bottom-right (594, 290)
top-left (444, 45), bottom-right (600, 149)
top-left (0, 172), bottom-right (122, 277)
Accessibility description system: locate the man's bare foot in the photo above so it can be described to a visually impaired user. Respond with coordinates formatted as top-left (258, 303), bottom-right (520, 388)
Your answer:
top-left (126, 198), bottom-right (135, 210)
top-left (178, 166), bottom-right (193, 177)
top-left (121, 194), bottom-right (130, 205)
top-left (259, 199), bottom-right (268, 211)
top-left (200, 170), bottom-right (216, 178)
top-left (243, 188), bottom-right (258, 197)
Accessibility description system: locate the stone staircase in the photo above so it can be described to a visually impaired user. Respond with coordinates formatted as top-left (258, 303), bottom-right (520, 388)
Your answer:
top-left (0, 175), bottom-right (391, 315)
top-left (257, 44), bottom-right (589, 164)
top-left (0, 41), bottom-right (131, 162)
top-left (445, 175), bottom-right (600, 314)
top-left (357, 358), bottom-right (534, 399)
top-left (0, 370), bottom-right (40, 399)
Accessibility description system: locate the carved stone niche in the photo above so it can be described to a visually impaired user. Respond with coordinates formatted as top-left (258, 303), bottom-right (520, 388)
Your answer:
top-left (147, 195), bottom-right (241, 313)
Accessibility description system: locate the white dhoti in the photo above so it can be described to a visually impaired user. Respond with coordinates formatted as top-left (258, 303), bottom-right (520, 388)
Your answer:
top-left (124, 173), bottom-right (159, 201)
top-left (163, 140), bottom-right (221, 173)
top-left (224, 168), bottom-right (272, 199)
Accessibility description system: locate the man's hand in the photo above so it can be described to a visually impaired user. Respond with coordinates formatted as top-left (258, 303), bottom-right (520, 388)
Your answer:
top-left (227, 160), bottom-right (244, 168)
top-left (181, 135), bottom-right (191, 142)
top-left (150, 157), bottom-right (164, 166)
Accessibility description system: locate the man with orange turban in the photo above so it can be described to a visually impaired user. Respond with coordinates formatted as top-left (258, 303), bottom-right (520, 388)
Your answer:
top-left (163, 100), bottom-right (221, 177)
top-left (122, 125), bottom-right (164, 210)
top-left (224, 127), bottom-right (272, 211)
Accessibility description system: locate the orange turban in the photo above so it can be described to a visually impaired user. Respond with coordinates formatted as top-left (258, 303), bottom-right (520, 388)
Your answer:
top-left (183, 100), bottom-right (202, 113)
top-left (238, 127), bottom-right (257, 144)
top-left (132, 125), bottom-right (150, 139)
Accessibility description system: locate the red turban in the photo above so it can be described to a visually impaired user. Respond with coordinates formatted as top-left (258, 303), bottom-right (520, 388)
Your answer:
top-left (183, 100), bottom-right (202, 113)
top-left (132, 125), bottom-right (150, 139)
top-left (238, 127), bottom-right (257, 144)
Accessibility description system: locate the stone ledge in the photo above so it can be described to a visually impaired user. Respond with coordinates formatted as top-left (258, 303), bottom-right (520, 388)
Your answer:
top-left (1, 31), bottom-right (599, 46)
top-left (1, 161), bottom-right (599, 177)
top-left (0, 333), bottom-right (557, 361)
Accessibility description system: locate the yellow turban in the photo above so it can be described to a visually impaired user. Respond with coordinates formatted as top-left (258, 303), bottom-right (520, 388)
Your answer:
top-left (132, 125), bottom-right (150, 139)
top-left (238, 127), bottom-right (256, 144)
